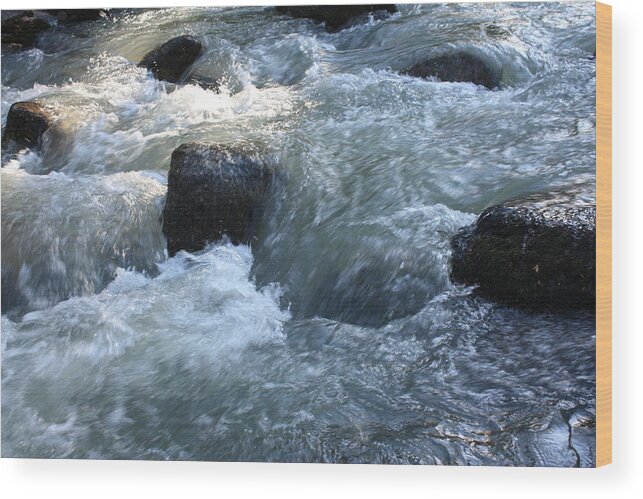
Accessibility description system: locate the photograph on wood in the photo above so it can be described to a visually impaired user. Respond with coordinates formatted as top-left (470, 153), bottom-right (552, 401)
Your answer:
top-left (1, 2), bottom-right (611, 466)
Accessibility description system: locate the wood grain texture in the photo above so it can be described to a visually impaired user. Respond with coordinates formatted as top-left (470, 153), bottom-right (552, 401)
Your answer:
top-left (596, 1), bottom-right (612, 468)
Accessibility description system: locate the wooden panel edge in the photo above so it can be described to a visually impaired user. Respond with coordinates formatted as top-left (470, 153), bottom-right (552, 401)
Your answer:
top-left (596, 1), bottom-right (612, 468)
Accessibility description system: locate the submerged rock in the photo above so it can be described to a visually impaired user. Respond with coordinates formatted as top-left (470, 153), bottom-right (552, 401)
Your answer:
top-left (138, 35), bottom-right (204, 83)
top-left (1, 11), bottom-right (51, 49)
top-left (404, 52), bottom-right (500, 89)
top-left (275, 5), bottom-right (397, 32)
top-left (450, 189), bottom-right (596, 310)
top-left (187, 74), bottom-right (221, 92)
top-left (2, 101), bottom-right (54, 150)
top-left (163, 143), bottom-right (276, 256)
top-left (306, 259), bottom-right (433, 327)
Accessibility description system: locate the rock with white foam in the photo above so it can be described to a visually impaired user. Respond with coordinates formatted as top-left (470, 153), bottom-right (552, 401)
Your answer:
top-left (2, 100), bottom-right (76, 173)
top-left (162, 142), bottom-right (276, 256)
top-left (450, 188), bottom-right (596, 310)
top-left (2, 101), bottom-right (54, 150)
top-left (138, 35), bottom-right (204, 83)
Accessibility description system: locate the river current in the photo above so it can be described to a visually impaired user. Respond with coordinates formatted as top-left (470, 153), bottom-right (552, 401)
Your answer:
top-left (1, 3), bottom-right (596, 465)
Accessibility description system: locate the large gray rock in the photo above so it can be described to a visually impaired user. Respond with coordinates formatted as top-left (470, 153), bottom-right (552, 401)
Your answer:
top-left (138, 35), bottom-right (203, 83)
top-left (1, 11), bottom-right (51, 49)
top-left (162, 143), bottom-right (276, 256)
top-left (275, 5), bottom-right (397, 32)
top-left (450, 189), bottom-right (596, 310)
top-left (2, 101), bottom-right (53, 150)
top-left (404, 52), bottom-right (500, 89)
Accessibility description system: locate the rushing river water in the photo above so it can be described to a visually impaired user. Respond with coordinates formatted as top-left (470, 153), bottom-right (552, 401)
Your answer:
top-left (1, 3), bottom-right (596, 465)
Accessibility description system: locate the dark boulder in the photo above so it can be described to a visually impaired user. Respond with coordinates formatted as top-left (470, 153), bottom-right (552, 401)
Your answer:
top-left (450, 189), bottom-right (596, 310)
top-left (404, 52), bottom-right (500, 89)
top-left (2, 101), bottom-right (54, 150)
top-left (275, 5), bottom-right (397, 32)
top-left (1, 11), bottom-right (51, 49)
top-left (163, 143), bottom-right (276, 255)
top-left (138, 35), bottom-right (203, 83)
top-left (45, 9), bottom-right (109, 23)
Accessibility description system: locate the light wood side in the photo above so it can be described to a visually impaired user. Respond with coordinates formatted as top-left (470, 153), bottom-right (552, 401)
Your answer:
top-left (596, 1), bottom-right (612, 468)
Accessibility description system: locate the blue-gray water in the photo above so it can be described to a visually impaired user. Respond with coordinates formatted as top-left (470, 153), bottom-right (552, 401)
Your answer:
top-left (1, 3), bottom-right (596, 465)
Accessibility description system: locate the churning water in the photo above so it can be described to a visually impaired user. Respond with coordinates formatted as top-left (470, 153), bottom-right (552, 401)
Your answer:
top-left (1, 3), bottom-right (596, 465)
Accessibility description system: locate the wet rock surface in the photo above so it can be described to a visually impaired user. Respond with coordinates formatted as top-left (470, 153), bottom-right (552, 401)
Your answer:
top-left (44, 9), bottom-right (109, 23)
top-left (1, 11), bottom-right (51, 49)
top-left (187, 74), bottom-right (221, 92)
top-left (404, 52), bottom-right (500, 89)
top-left (1, 9), bottom-right (110, 51)
top-left (163, 142), bottom-right (276, 256)
top-left (138, 35), bottom-right (203, 83)
top-left (275, 5), bottom-right (397, 32)
top-left (2, 101), bottom-right (54, 150)
top-left (450, 189), bottom-right (596, 310)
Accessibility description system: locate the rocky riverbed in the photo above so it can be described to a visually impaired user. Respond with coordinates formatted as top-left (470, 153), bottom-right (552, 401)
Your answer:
top-left (2, 4), bottom-right (597, 465)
